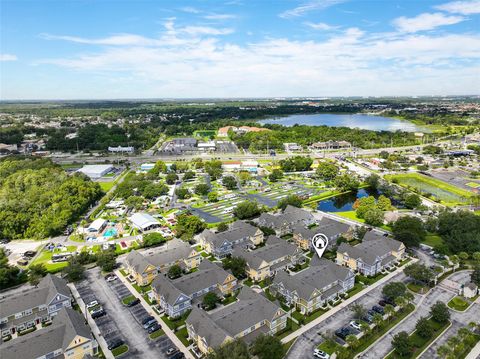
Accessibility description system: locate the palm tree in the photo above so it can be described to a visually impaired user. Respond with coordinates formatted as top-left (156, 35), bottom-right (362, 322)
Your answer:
top-left (458, 327), bottom-right (470, 339)
top-left (447, 335), bottom-right (460, 350)
top-left (437, 344), bottom-right (452, 358)
top-left (384, 304), bottom-right (395, 319)
top-left (395, 296), bottom-right (407, 311)
top-left (373, 313), bottom-right (383, 331)
top-left (450, 255), bottom-right (460, 271)
top-left (346, 334), bottom-right (359, 350)
top-left (404, 291), bottom-right (414, 304)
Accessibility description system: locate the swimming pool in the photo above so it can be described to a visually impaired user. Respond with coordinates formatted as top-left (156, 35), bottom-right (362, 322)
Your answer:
top-left (103, 228), bottom-right (118, 237)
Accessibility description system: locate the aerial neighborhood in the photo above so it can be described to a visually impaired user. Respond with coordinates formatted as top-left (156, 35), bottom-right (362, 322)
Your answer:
top-left (0, 98), bottom-right (480, 359)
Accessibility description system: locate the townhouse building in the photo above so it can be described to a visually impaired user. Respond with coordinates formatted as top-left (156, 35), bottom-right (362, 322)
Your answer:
top-left (0, 274), bottom-right (71, 338)
top-left (336, 232), bottom-right (405, 276)
top-left (257, 205), bottom-right (316, 236)
top-left (270, 258), bottom-right (355, 314)
top-left (232, 235), bottom-right (303, 282)
top-left (125, 238), bottom-right (202, 286)
top-left (186, 286), bottom-right (287, 355)
top-left (198, 221), bottom-right (264, 259)
top-left (152, 260), bottom-right (238, 318)
top-left (0, 308), bottom-right (97, 359)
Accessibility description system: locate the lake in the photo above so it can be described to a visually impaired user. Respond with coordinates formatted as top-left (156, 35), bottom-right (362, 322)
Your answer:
top-left (258, 113), bottom-right (429, 132)
top-left (317, 188), bottom-right (404, 212)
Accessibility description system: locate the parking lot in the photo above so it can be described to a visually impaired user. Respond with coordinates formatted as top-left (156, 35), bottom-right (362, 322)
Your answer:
top-left (76, 268), bottom-right (178, 359)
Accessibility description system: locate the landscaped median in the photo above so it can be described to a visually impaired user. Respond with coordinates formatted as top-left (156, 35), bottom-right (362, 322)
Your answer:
top-left (111, 344), bottom-right (129, 357)
top-left (447, 296), bottom-right (470, 311)
top-left (149, 329), bottom-right (165, 340)
top-left (386, 318), bottom-right (451, 359)
top-left (317, 303), bottom-right (416, 358)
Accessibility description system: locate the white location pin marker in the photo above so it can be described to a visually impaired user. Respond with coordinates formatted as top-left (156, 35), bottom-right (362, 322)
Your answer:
top-left (311, 233), bottom-right (329, 259)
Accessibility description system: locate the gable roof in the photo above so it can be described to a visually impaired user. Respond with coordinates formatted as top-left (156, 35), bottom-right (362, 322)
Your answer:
top-left (283, 205), bottom-right (314, 222)
top-left (258, 207), bottom-right (314, 229)
top-left (125, 249), bottom-right (152, 274)
top-left (0, 307), bottom-right (92, 359)
top-left (146, 238), bottom-right (197, 267)
top-left (233, 235), bottom-right (298, 270)
top-left (338, 235), bottom-right (403, 265)
top-left (129, 212), bottom-right (159, 230)
top-left (186, 286), bottom-right (285, 348)
top-left (200, 221), bottom-right (260, 248)
top-left (0, 274), bottom-right (70, 319)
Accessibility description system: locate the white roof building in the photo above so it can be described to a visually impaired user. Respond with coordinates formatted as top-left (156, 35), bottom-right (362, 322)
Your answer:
top-left (88, 218), bottom-right (107, 232)
top-left (129, 213), bottom-right (161, 232)
top-left (77, 164), bottom-right (113, 179)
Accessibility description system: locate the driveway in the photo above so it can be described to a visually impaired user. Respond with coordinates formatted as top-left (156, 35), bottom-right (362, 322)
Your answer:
top-left (80, 267), bottom-right (175, 359)
top-left (286, 271), bottom-right (410, 359)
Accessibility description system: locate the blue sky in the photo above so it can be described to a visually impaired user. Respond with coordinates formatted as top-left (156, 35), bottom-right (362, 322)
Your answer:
top-left (1, 0), bottom-right (479, 99)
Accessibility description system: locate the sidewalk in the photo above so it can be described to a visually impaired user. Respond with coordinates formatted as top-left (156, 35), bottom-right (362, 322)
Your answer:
top-left (281, 258), bottom-right (418, 343)
top-left (114, 269), bottom-right (195, 359)
top-left (68, 283), bottom-right (114, 359)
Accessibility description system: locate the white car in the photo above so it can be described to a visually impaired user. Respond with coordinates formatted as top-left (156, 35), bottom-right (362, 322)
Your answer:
top-left (349, 320), bottom-right (362, 331)
top-left (86, 300), bottom-right (99, 309)
top-left (106, 275), bottom-right (117, 282)
top-left (313, 349), bottom-right (330, 359)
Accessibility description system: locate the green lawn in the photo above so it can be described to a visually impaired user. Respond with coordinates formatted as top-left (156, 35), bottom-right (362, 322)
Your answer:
top-left (336, 211), bottom-right (392, 231)
top-left (29, 245), bottom-right (77, 272)
top-left (121, 295), bottom-right (137, 305)
top-left (407, 282), bottom-right (428, 294)
top-left (317, 339), bottom-right (340, 355)
top-left (175, 327), bottom-right (190, 346)
top-left (346, 282), bottom-right (364, 298)
top-left (99, 181), bottom-right (115, 192)
top-left (386, 319), bottom-right (450, 359)
top-left (304, 307), bottom-right (328, 324)
top-left (276, 318), bottom-right (300, 340)
top-left (149, 329), bottom-right (165, 340)
top-left (422, 234), bottom-right (443, 248)
top-left (111, 344), bottom-right (129, 357)
top-left (447, 296), bottom-right (469, 311)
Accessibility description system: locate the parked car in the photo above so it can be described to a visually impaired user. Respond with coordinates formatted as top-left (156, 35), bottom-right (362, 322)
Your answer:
top-left (126, 298), bottom-right (141, 307)
top-left (169, 353), bottom-right (185, 359)
top-left (105, 274), bottom-right (117, 282)
top-left (143, 318), bottom-right (157, 330)
top-left (349, 321), bottom-right (362, 331)
top-left (86, 300), bottom-right (99, 309)
top-left (313, 349), bottom-right (330, 358)
top-left (107, 339), bottom-right (124, 350)
top-left (383, 297), bottom-right (396, 306)
top-left (23, 251), bottom-right (37, 258)
top-left (147, 322), bottom-right (162, 333)
top-left (362, 314), bottom-right (373, 324)
top-left (372, 305), bottom-right (385, 315)
top-left (166, 347), bottom-right (179, 356)
top-left (367, 310), bottom-right (377, 317)
top-left (141, 316), bottom-right (155, 325)
top-left (378, 300), bottom-right (387, 307)
top-left (17, 259), bottom-right (29, 266)
top-left (91, 309), bottom-right (106, 319)
top-left (335, 327), bottom-right (353, 340)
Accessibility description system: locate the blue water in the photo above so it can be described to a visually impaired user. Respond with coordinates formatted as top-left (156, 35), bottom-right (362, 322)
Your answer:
top-left (317, 188), bottom-right (374, 212)
top-left (258, 113), bottom-right (429, 133)
top-left (103, 228), bottom-right (117, 237)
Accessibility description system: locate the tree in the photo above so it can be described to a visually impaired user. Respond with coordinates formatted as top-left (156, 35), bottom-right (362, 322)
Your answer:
top-left (206, 338), bottom-right (250, 359)
top-left (404, 263), bottom-right (434, 284)
top-left (251, 334), bottom-right (284, 359)
top-left (471, 266), bottom-right (480, 286)
top-left (364, 207), bottom-right (385, 227)
top-left (63, 257), bottom-right (85, 282)
top-left (233, 201), bottom-right (261, 220)
top-left (238, 171), bottom-right (251, 185)
top-left (268, 169), bottom-right (283, 182)
top-left (472, 252), bottom-right (480, 263)
top-left (222, 176), bottom-right (238, 190)
top-left (437, 211), bottom-right (480, 254)
top-left (382, 282), bottom-right (407, 300)
top-left (404, 193), bottom-right (422, 209)
top-left (168, 265), bottom-right (183, 279)
top-left (392, 331), bottom-right (413, 357)
top-left (373, 313), bottom-right (384, 330)
top-left (354, 196), bottom-right (376, 219)
top-left (458, 252), bottom-right (469, 261)
top-left (202, 292), bottom-right (220, 310)
top-left (142, 232), bottom-right (166, 248)
top-left (175, 187), bottom-right (190, 199)
top-left (208, 192), bottom-right (219, 202)
top-left (195, 183), bottom-right (210, 196)
top-left (125, 195), bottom-right (144, 210)
top-left (345, 334), bottom-right (359, 349)
top-left (204, 160), bottom-right (223, 180)
top-left (430, 301), bottom-right (450, 324)
top-left (277, 194), bottom-right (303, 210)
top-left (395, 296), bottom-right (407, 310)
top-left (392, 216), bottom-right (426, 247)
top-left (416, 317), bottom-right (433, 338)
top-left (217, 222), bottom-right (229, 232)
top-left (350, 303), bottom-right (367, 320)
top-left (142, 182), bottom-right (168, 199)
top-left (437, 344), bottom-right (452, 358)
top-left (365, 174), bottom-right (380, 189)
top-left (315, 161), bottom-right (339, 181)
top-left (183, 171), bottom-right (195, 181)
top-left (175, 214), bottom-right (206, 240)
top-left (28, 264), bottom-right (47, 286)
top-left (377, 195), bottom-right (393, 211)
top-left (165, 172), bottom-right (178, 185)
top-left (279, 156), bottom-right (313, 172)
top-left (224, 256), bottom-right (247, 279)
top-left (96, 250), bottom-right (116, 272)
top-left (334, 173), bottom-right (360, 192)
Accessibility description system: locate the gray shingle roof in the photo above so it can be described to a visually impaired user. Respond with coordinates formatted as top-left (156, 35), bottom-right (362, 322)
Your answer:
top-left (337, 235), bottom-right (403, 265)
top-left (0, 307), bottom-right (92, 359)
top-left (186, 286), bottom-right (285, 348)
top-left (258, 206), bottom-right (314, 229)
top-left (232, 235), bottom-right (298, 270)
top-left (0, 274), bottom-right (70, 319)
top-left (200, 221), bottom-right (260, 248)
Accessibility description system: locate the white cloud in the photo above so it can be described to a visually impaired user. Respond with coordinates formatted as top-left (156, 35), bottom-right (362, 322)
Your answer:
top-left (0, 54), bottom-right (17, 61)
top-left (39, 33), bottom-right (165, 46)
top-left (392, 12), bottom-right (465, 33)
top-left (37, 26), bottom-right (480, 98)
top-left (435, 0), bottom-right (480, 15)
top-left (180, 26), bottom-right (234, 36)
top-left (279, 0), bottom-right (347, 18)
top-left (179, 6), bottom-right (200, 14)
top-left (204, 13), bottom-right (237, 20)
top-left (304, 22), bottom-right (339, 30)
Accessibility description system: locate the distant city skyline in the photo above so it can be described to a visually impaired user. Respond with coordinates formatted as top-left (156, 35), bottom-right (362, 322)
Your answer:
top-left (1, 0), bottom-right (480, 100)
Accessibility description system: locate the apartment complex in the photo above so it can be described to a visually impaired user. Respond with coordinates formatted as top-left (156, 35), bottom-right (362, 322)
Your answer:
top-left (257, 205), bottom-right (316, 236)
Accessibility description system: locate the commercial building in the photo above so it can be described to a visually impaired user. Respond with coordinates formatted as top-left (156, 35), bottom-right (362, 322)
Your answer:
top-left (129, 212), bottom-right (161, 232)
top-left (108, 145), bottom-right (134, 153)
top-left (77, 164), bottom-right (114, 179)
